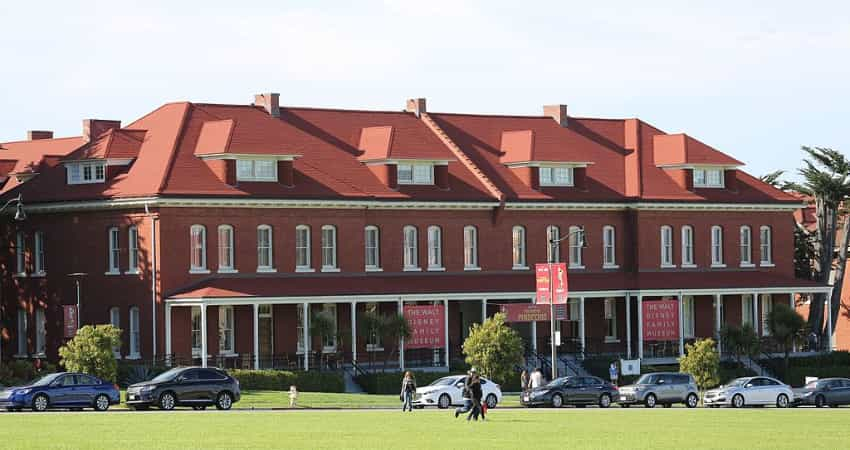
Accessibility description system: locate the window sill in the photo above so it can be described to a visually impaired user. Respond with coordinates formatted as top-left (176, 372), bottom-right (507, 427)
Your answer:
top-left (427, 266), bottom-right (445, 272)
top-left (366, 346), bottom-right (385, 352)
top-left (568, 265), bottom-right (586, 270)
top-left (189, 269), bottom-right (211, 274)
top-left (124, 270), bottom-right (141, 275)
top-left (464, 266), bottom-right (481, 271)
top-left (365, 267), bottom-right (383, 272)
top-left (710, 264), bottom-right (727, 269)
top-left (126, 354), bottom-right (141, 360)
top-left (12, 272), bottom-right (27, 278)
top-left (602, 264), bottom-right (620, 270)
top-left (218, 268), bottom-right (239, 274)
top-left (760, 262), bottom-right (775, 268)
top-left (257, 267), bottom-right (278, 273)
top-left (13, 354), bottom-right (29, 359)
top-left (321, 349), bottom-right (338, 354)
top-left (603, 338), bottom-right (620, 344)
top-left (660, 264), bottom-right (677, 269)
top-left (104, 271), bottom-right (121, 276)
top-left (680, 264), bottom-right (697, 269)
top-left (218, 352), bottom-right (239, 357)
top-left (512, 265), bottom-right (530, 271)
top-left (321, 267), bottom-right (341, 273)
top-left (295, 267), bottom-right (315, 273)
top-left (30, 272), bottom-right (47, 278)
top-left (404, 267), bottom-right (422, 272)
top-left (739, 263), bottom-right (756, 268)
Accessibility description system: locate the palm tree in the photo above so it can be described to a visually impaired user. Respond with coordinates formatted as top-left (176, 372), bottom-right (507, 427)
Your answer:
top-left (766, 304), bottom-right (806, 380)
top-left (382, 314), bottom-right (411, 371)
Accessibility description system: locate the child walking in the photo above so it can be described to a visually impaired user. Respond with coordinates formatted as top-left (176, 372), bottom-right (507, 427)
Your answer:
top-left (289, 385), bottom-right (299, 408)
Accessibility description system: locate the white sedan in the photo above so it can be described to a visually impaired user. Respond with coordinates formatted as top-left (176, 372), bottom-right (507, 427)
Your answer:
top-left (413, 375), bottom-right (502, 409)
top-left (703, 376), bottom-right (793, 408)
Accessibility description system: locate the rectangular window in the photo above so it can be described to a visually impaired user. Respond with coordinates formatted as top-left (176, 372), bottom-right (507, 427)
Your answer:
top-left (321, 304), bottom-right (338, 352)
top-left (296, 304), bottom-right (306, 353)
top-left (463, 226), bottom-right (478, 269)
top-left (427, 226), bottom-right (442, 269)
top-left (760, 227), bottom-right (772, 265)
top-left (108, 227), bottom-right (120, 273)
top-left (740, 226), bottom-right (752, 266)
top-left (568, 299), bottom-right (580, 323)
top-left (539, 167), bottom-right (574, 187)
top-left (761, 295), bottom-right (772, 336)
top-left (661, 226), bottom-right (673, 266)
top-left (604, 298), bottom-right (617, 341)
top-left (681, 226), bottom-right (694, 266)
top-left (128, 226), bottom-right (139, 273)
top-left (365, 227), bottom-right (380, 270)
top-left (257, 226), bottom-right (274, 270)
top-left (219, 306), bottom-right (234, 354)
top-left (236, 159), bottom-right (278, 182)
top-left (33, 231), bottom-right (45, 274)
top-left (218, 226), bottom-right (234, 271)
top-left (191, 306), bottom-right (202, 356)
top-left (129, 307), bottom-right (140, 357)
top-left (693, 168), bottom-right (724, 188)
top-left (295, 226), bottom-right (311, 270)
top-left (741, 295), bottom-right (754, 327)
top-left (16, 231), bottom-right (25, 274)
top-left (365, 303), bottom-right (382, 350)
top-left (683, 296), bottom-right (695, 338)
top-left (190, 225), bottom-right (207, 271)
top-left (397, 163), bottom-right (434, 185)
top-left (321, 226), bottom-right (337, 270)
top-left (17, 308), bottom-right (27, 356)
top-left (512, 227), bottom-right (526, 268)
top-left (404, 226), bottom-right (419, 269)
top-left (603, 226), bottom-right (616, 267)
top-left (66, 161), bottom-right (106, 184)
top-left (547, 226), bottom-right (560, 263)
top-left (35, 308), bottom-right (46, 356)
top-left (711, 226), bottom-right (724, 266)
top-left (569, 227), bottom-right (584, 268)
top-left (110, 307), bottom-right (121, 356)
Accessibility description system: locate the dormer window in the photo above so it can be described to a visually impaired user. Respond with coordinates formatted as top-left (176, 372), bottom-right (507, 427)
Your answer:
top-left (397, 163), bottom-right (434, 185)
top-left (236, 159), bottom-right (277, 182)
top-left (693, 168), bottom-right (724, 188)
top-left (67, 161), bottom-right (106, 184)
top-left (539, 166), bottom-right (574, 187)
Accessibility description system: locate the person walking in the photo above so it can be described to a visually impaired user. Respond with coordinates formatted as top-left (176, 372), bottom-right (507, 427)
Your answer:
top-left (609, 361), bottom-right (619, 387)
top-left (401, 371), bottom-right (416, 412)
top-left (454, 369), bottom-right (474, 418)
top-left (466, 373), bottom-right (484, 422)
top-left (520, 370), bottom-right (530, 393)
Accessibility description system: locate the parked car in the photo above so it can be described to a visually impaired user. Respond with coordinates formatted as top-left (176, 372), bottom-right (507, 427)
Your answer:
top-left (413, 375), bottom-right (502, 409)
top-left (0, 372), bottom-right (120, 412)
top-left (618, 372), bottom-right (699, 408)
top-left (703, 376), bottom-right (792, 408)
top-left (521, 375), bottom-right (618, 408)
top-left (126, 367), bottom-right (240, 411)
top-left (793, 377), bottom-right (850, 407)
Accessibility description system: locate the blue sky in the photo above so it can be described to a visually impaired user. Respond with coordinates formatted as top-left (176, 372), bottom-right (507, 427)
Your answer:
top-left (2, 0), bottom-right (848, 180)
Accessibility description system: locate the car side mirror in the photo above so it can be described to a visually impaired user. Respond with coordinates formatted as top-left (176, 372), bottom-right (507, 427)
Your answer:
top-left (744, 383), bottom-right (753, 389)
top-left (176, 376), bottom-right (185, 383)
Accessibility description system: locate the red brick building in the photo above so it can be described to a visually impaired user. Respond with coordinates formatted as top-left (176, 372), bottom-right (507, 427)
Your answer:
top-left (0, 94), bottom-right (829, 370)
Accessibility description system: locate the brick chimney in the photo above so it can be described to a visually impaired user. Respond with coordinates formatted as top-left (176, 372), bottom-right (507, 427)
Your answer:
top-left (406, 98), bottom-right (427, 117)
top-left (254, 93), bottom-right (280, 117)
top-left (27, 130), bottom-right (53, 140)
top-left (543, 104), bottom-right (568, 127)
top-left (83, 119), bottom-right (121, 143)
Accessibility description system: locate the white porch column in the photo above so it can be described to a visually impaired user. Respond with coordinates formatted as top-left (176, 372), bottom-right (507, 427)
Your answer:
top-left (351, 302), bottom-right (357, 364)
top-left (200, 303), bottom-right (208, 368)
top-left (625, 294), bottom-right (632, 359)
top-left (678, 293), bottom-right (685, 357)
top-left (164, 304), bottom-right (172, 366)
top-left (637, 294), bottom-right (644, 360)
top-left (481, 298), bottom-right (487, 322)
top-left (827, 288), bottom-right (834, 351)
top-left (753, 291), bottom-right (760, 335)
top-left (444, 299), bottom-right (450, 368)
top-left (789, 293), bottom-right (796, 352)
top-left (302, 302), bottom-right (309, 371)
top-left (398, 299), bottom-right (404, 371)
top-left (579, 297), bottom-right (586, 357)
top-left (253, 303), bottom-right (260, 370)
top-left (715, 294), bottom-right (722, 357)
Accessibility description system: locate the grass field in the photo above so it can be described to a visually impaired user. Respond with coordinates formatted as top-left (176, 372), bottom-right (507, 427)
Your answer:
top-left (1, 408), bottom-right (845, 449)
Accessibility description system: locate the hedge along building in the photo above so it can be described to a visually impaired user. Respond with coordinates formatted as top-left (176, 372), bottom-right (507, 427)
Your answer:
top-left (0, 94), bottom-right (831, 371)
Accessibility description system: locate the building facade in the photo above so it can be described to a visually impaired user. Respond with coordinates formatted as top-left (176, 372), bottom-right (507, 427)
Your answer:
top-left (0, 94), bottom-right (829, 370)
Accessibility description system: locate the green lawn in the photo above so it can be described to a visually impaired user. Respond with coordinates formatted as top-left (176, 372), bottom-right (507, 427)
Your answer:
top-left (0, 409), bottom-right (844, 449)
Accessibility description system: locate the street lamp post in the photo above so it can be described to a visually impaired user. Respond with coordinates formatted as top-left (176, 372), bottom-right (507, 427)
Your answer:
top-left (67, 273), bottom-right (88, 329)
top-left (0, 194), bottom-right (26, 366)
top-left (547, 227), bottom-right (585, 381)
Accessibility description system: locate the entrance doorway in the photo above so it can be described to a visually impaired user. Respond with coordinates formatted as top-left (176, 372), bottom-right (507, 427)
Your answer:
top-left (258, 305), bottom-right (274, 368)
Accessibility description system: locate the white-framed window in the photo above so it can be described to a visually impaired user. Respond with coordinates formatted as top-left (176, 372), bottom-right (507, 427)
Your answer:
top-left (546, 225), bottom-right (560, 263)
top-left (603, 226), bottom-right (616, 267)
top-left (218, 225), bottom-right (235, 272)
top-left (365, 303), bottom-right (383, 350)
top-left (681, 226), bottom-right (694, 267)
top-left (321, 304), bottom-right (338, 352)
top-left (512, 226), bottom-right (527, 268)
top-left (191, 306), bottom-right (202, 356)
top-left (364, 226), bottom-right (381, 271)
top-left (403, 225), bottom-right (419, 270)
top-left (257, 225), bottom-right (274, 271)
top-left (760, 226), bottom-right (773, 265)
top-left (427, 226), bottom-right (442, 270)
top-left (34, 231), bottom-right (45, 274)
top-left (739, 226), bottom-right (752, 266)
top-left (568, 299), bottom-right (580, 323)
top-left (35, 308), bottom-right (46, 356)
top-left (296, 304), bottom-right (306, 353)
top-left (761, 295), bottom-right (773, 336)
top-left (539, 166), bottom-right (574, 187)
top-left (127, 226), bottom-right (139, 273)
top-left (129, 306), bottom-right (140, 358)
top-left (190, 225), bottom-right (207, 272)
top-left (110, 307), bottom-right (121, 356)
top-left (219, 306), bottom-right (235, 354)
top-left (568, 226), bottom-right (584, 268)
top-left (660, 225), bottom-right (674, 267)
top-left (66, 161), bottom-right (106, 184)
top-left (295, 225), bottom-right (312, 271)
top-left (107, 227), bottom-right (120, 274)
top-left (711, 225), bottom-right (724, 266)
top-left (604, 298), bottom-right (617, 341)
top-left (397, 163), bottom-right (434, 185)
top-left (321, 225), bottom-right (338, 271)
top-left (236, 159), bottom-right (277, 182)
top-left (682, 296), bottom-right (695, 338)
top-left (17, 308), bottom-right (27, 356)
top-left (463, 225), bottom-right (479, 269)
top-left (741, 295), bottom-right (755, 327)
top-left (693, 168), bottom-right (724, 188)
top-left (15, 231), bottom-right (25, 275)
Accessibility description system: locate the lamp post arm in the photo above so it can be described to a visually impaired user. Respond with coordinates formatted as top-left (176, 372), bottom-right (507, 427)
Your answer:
top-left (0, 194), bottom-right (22, 214)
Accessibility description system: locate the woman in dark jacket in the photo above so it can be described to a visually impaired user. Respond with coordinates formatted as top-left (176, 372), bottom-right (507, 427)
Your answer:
top-left (401, 371), bottom-right (416, 412)
top-left (466, 374), bottom-right (484, 421)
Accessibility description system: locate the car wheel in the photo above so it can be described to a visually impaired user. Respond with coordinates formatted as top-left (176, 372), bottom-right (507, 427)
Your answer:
top-left (776, 394), bottom-right (789, 408)
top-left (32, 394), bottom-right (49, 412)
top-left (437, 394), bottom-right (451, 409)
top-left (732, 394), bottom-right (745, 408)
top-left (815, 395), bottom-right (826, 408)
top-left (486, 394), bottom-right (497, 409)
top-left (598, 394), bottom-right (612, 408)
top-left (192, 406), bottom-right (207, 411)
top-left (93, 394), bottom-right (110, 412)
top-left (551, 393), bottom-right (564, 408)
top-left (644, 394), bottom-right (657, 408)
top-left (215, 392), bottom-right (233, 410)
top-left (686, 393), bottom-right (699, 408)
top-left (159, 392), bottom-right (176, 411)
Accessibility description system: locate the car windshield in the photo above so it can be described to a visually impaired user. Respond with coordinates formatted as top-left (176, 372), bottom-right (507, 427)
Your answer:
top-left (804, 380), bottom-right (822, 389)
top-left (429, 377), bottom-right (460, 387)
top-left (726, 378), bottom-right (749, 387)
top-left (635, 374), bottom-right (657, 385)
top-left (547, 377), bottom-right (571, 387)
top-left (150, 368), bottom-right (185, 383)
top-left (30, 373), bottom-right (63, 387)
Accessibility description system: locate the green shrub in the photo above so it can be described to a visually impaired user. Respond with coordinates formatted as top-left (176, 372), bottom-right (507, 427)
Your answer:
top-left (462, 313), bottom-right (524, 386)
top-left (0, 360), bottom-right (57, 387)
top-left (58, 325), bottom-right (122, 382)
top-left (227, 369), bottom-right (344, 392)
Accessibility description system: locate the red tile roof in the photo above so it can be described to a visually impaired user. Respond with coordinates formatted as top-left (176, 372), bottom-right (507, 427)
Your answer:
top-left (65, 128), bottom-right (146, 161)
top-left (0, 136), bottom-right (85, 194)
top-left (654, 133), bottom-right (743, 167)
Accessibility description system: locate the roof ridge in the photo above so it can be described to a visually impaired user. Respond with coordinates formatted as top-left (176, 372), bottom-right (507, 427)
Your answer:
top-left (0, 135), bottom-right (83, 146)
top-left (284, 105), bottom-right (413, 115)
top-left (157, 103), bottom-right (194, 193)
top-left (420, 113), bottom-right (505, 202)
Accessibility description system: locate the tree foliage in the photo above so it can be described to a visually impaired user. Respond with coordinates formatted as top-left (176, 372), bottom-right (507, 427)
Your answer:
top-left (767, 303), bottom-right (806, 380)
top-left (58, 325), bottom-right (122, 382)
top-left (462, 313), bottom-right (524, 386)
top-left (719, 324), bottom-right (760, 366)
top-left (678, 338), bottom-right (720, 391)
top-left (383, 314), bottom-right (411, 370)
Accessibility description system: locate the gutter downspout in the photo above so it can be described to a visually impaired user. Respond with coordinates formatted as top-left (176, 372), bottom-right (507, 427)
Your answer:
top-left (146, 202), bottom-right (158, 360)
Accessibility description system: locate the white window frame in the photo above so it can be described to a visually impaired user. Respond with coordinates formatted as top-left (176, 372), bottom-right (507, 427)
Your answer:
top-left (660, 225), bottom-right (674, 268)
top-left (539, 166), bottom-right (574, 187)
top-left (218, 225), bottom-right (235, 273)
top-left (236, 159), bottom-right (278, 182)
top-left (711, 225), bottom-right (725, 267)
top-left (365, 303), bottom-right (383, 351)
top-left (219, 305), bottom-right (235, 355)
top-left (364, 226), bottom-right (381, 271)
top-left (512, 226), bottom-right (527, 269)
top-left (604, 298), bottom-right (618, 342)
top-left (257, 225), bottom-right (275, 272)
top-left (683, 296), bottom-right (695, 339)
top-left (321, 304), bottom-right (338, 353)
top-left (403, 225), bottom-right (420, 271)
top-left (66, 161), bottom-right (106, 184)
top-left (602, 226), bottom-right (617, 268)
top-left (17, 308), bottom-right (28, 356)
top-left (760, 226), bottom-right (773, 266)
top-left (190, 225), bottom-right (208, 273)
top-left (296, 304), bottom-right (306, 354)
top-left (568, 226), bottom-right (584, 269)
top-left (127, 226), bottom-right (139, 274)
top-left (546, 226), bottom-right (560, 263)
top-left (397, 163), bottom-right (434, 185)
top-left (35, 308), bottom-right (46, 356)
top-left (761, 295), bottom-right (773, 336)
top-left (741, 295), bottom-right (755, 327)
top-left (107, 227), bottom-right (120, 275)
top-left (427, 226), bottom-right (443, 270)
top-left (129, 306), bottom-right (141, 358)
top-left (33, 231), bottom-right (46, 275)
top-left (191, 306), bottom-right (202, 356)
top-left (110, 307), bottom-right (121, 357)
top-left (295, 225), bottom-right (313, 272)
top-left (681, 226), bottom-right (695, 267)
top-left (693, 167), bottom-right (724, 188)
top-left (321, 225), bottom-right (339, 272)
top-left (463, 225), bottom-right (479, 270)
top-left (739, 226), bottom-right (753, 267)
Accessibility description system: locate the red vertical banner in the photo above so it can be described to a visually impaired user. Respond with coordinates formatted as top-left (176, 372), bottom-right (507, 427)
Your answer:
top-left (404, 305), bottom-right (445, 349)
top-left (535, 263), bottom-right (568, 305)
top-left (552, 263), bottom-right (568, 304)
top-left (642, 300), bottom-right (679, 341)
top-left (535, 264), bottom-right (551, 304)
top-left (63, 305), bottom-right (78, 338)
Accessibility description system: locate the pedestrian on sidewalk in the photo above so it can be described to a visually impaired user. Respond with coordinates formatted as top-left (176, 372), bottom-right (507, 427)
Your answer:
top-left (520, 370), bottom-right (530, 393)
top-left (288, 385), bottom-right (298, 408)
top-left (530, 367), bottom-right (544, 389)
top-left (401, 371), bottom-right (416, 412)
top-left (467, 373), bottom-right (483, 422)
top-left (455, 369), bottom-right (474, 418)
top-left (609, 361), bottom-right (619, 387)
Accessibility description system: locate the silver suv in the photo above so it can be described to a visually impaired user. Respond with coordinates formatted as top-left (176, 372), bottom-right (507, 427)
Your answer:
top-left (618, 372), bottom-right (699, 408)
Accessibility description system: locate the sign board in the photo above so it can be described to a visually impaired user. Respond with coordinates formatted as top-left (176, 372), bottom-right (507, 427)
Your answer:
top-left (404, 305), bottom-right (445, 349)
top-left (620, 359), bottom-right (641, 376)
top-left (501, 303), bottom-right (550, 322)
top-left (63, 305), bottom-right (78, 338)
top-left (642, 300), bottom-right (679, 341)
top-left (534, 263), bottom-right (568, 304)
top-left (555, 331), bottom-right (561, 347)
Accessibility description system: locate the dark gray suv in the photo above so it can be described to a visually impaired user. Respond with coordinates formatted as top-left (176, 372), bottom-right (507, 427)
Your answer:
top-left (126, 367), bottom-right (240, 411)
top-left (618, 372), bottom-right (699, 408)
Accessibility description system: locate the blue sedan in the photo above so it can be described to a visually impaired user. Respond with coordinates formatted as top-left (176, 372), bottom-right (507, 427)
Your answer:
top-left (0, 372), bottom-right (120, 412)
